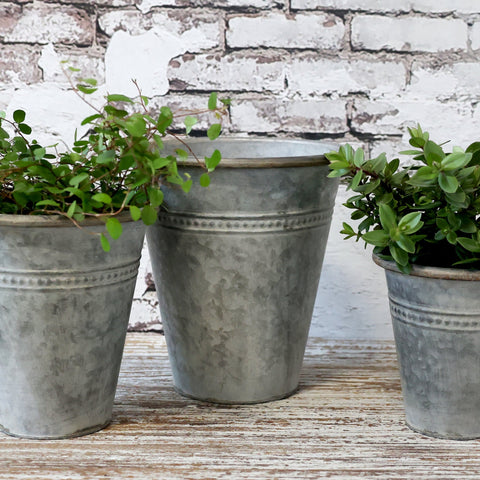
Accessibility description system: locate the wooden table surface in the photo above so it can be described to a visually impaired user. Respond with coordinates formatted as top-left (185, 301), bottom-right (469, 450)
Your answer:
top-left (1, 332), bottom-right (479, 479)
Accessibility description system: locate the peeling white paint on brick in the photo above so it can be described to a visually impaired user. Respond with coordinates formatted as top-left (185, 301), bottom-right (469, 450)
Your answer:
top-left (231, 97), bottom-right (347, 133)
top-left (3, 3), bottom-right (94, 46)
top-left (352, 16), bottom-right (468, 53)
top-left (292, 0), bottom-right (480, 14)
top-left (352, 98), bottom-right (477, 146)
top-left (99, 10), bottom-right (220, 49)
top-left (227, 12), bottom-right (344, 49)
top-left (287, 57), bottom-right (406, 98)
top-left (105, 30), bottom-right (185, 97)
top-left (169, 52), bottom-right (286, 93)
top-left (408, 62), bottom-right (480, 101)
top-left (137, 0), bottom-right (275, 12)
top-left (471, 22), bottom-right (480, 51)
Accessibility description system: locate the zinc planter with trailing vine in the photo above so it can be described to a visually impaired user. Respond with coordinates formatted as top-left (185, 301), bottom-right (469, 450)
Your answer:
top-left (147, 138), bottom-right (339, 404)
top-left (374, 254), bottom-right (480, 440)
top-left (0, 214), bottom-right (145, 439)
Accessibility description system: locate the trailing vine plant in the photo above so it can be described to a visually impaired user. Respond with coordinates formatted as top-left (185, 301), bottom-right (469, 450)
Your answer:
top-left (326, 125), bottom-right (480, 273)
top-left (0, 66), bottom-right (229, 251)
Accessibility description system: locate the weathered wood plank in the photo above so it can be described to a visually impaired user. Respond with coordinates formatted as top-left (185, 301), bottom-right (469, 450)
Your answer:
top-left (0, 333), bottom-right (479, 479)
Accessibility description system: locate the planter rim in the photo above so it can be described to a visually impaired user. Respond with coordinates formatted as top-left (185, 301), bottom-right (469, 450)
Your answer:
top-left (168, 137), bottom-right (336, 168)
top-left (0, 211), bottom-right (134, 228)
top-left (373, 253), bottom-right (480, 281)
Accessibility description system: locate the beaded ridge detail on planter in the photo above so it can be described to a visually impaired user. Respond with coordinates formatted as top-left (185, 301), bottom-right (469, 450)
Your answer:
top-left (156, 209), bottom-right (334, 233)
top-left (0, 259), bottom-right (141, 290)
top-left (389, 295), bottom-right (480, 331)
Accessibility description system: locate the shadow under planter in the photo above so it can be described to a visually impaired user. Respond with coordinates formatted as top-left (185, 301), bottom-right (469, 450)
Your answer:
top-left (0, 214), bottom-right (145, 439)
top-left (374, 254), bottom-right (480, 440)
top-left (147, 138), bottom-right (339, 404)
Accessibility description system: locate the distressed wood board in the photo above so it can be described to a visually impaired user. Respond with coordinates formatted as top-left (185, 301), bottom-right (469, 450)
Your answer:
top-left (0, 333), bottom-right (478, 479)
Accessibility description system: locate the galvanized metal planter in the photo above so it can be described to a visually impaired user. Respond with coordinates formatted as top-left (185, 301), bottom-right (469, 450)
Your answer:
top-left (147, 138), bottom-right (339, 404)
top-left (0, 214), bottom-right (145, 439)
top-left (374, 254), bottom-right (480, 440)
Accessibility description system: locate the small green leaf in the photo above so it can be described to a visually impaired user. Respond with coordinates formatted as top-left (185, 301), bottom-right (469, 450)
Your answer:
top-left (77, 84), bottom-right (98, 95)
top-left (184, 116), bottom-right (198, 134)
top-left (200, 173), bottom-right (211, 187)
top-left (91, 193), bottom-right (112, 205)
top-left (379, 204), bottom-right (397, 232)
top-left (141, 205), bottom-right (158, 225)
top-left (67, 200), bottom-right (77, 218)
top-left (69, 172), bottom-right (89, 187)
top-left (207, 123), bottom-right (221, 141)
top-left (396, 235), bottom-right (416, 253)
top-left (175, 149), bottom-right (189, 161)
top-left (100, 233), bottom-right (111, 252)
top-left (353, 148), bottom-right (364, 168)
top-left (208, 92), bottom-right (218, 110)
top-left (157, 107), bottom-right (173, 134)
top-left (81, 113), bottom-right (103, 126)
top-left (438, 173), bottom-right (459, 193)
top-left (107, 94), bottom-right (134, 103)
top-left (205, 150), bottom-right (222, 171)
top-left (457, 237), bottom-right (480, 253)
top-left (148, 188), bottom-right (164, 208)
top-left (96, 150), bottom-right (116, 164)
top-left (130, 205), bottom-right (141, 221)
top-left (362, 230), bottom-right (390, 247)
top-left (18, 123), bottom-right (32, 135)
top-left (182, 179), bottom-right (193, 193)
top-left (398, 212), bottom-right (422, 233)
top-left (36, 199), bottom-right (60, 208)
top-left (13, 110), bottom-right (26, 123)
top-left (424, 140), bottom-right (445, 164)
top-left (106, 217), bottom-right (123, 240)
top-left (125, 114), bottom-right (147, 137)
top-left (390, 244), bottom-right (409, 266)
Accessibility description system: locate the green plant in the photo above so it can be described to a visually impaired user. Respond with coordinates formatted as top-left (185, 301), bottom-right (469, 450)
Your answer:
top-left (0, 71), bottom-right (229, 251)
top-left (326, 125), bottom-right (480, 273)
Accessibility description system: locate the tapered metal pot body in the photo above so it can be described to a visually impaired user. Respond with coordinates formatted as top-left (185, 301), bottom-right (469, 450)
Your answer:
top-left (0, 215), bottom-right (145, 439)
top-left (374, 255), bottom-right (480, 439)
top-left (147, 138), bottom-right (339, 404)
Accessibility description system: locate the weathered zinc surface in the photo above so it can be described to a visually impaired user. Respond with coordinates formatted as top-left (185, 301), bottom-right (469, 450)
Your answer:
top-left (0, 333), bottom-right (479, 479)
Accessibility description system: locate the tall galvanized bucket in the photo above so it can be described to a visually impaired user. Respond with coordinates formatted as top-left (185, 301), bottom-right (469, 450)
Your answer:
top-left (0, 214), bottom-right (145, 439)
top-left (374, 255), bottom-right (480, 439)
top-left (147, 138), bottom-right (339, 404)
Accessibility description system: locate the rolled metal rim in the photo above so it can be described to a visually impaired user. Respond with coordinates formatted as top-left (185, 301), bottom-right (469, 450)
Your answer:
top-left (165, 137), bottom-right (337, 168)
top-left (0, 211), bottom-right (133, 228)
top-left (373, 253), bottom-right (480, 281)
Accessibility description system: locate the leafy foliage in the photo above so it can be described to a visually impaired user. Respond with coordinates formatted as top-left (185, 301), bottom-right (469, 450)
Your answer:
top-left (326, 125), bottom-right (480, 273)
top-left (0, 73), bottom-right (229, 251)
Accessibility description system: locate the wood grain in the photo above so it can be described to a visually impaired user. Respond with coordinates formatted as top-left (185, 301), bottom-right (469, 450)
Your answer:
top-left (0, 333), bottom-right (478, 479)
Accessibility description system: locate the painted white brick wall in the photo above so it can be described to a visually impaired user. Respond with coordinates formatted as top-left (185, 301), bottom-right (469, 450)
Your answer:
top-left (0, 0), bottom-right (479, 335)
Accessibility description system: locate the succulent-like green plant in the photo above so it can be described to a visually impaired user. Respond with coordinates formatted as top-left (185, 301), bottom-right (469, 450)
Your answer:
top-left (0, 70), bottom-right (229, 251)
top-left (326, 125), bottom-right (480, 273)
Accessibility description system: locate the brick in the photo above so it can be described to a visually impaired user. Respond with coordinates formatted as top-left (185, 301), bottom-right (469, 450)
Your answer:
top-left (408, 62), bottom-right (480, 101)
top-left (99, 9), bottom-right (220, 50)
top-left (369, 139), bottom-right (407, 161)
top-left (231, 97), bottom-right (347, 134)
top-left (3, 2), bottom-right (94, 46)
top-left (472, 23), bottom-right (480, 51)
top-left (292, 0), bottom-right (479, 14)
top-left (169, 52), bottom-right (286, 93)
top-left (287, 56), bottom-right (405, 97)
top-left (0, 3), bottom-right (22, 37)
top-left (227, 12), bottom-right (344, 49)
top-left (0, 45), bottom-right (41, 85)
top-left (292, 0), bottom-right (409, 12)
top-left (137, 0), bottom-right (275, 12)
top-left (351, 98), bottom-right (477, 146)
top-left (352, 16), bottom-right (468, 53)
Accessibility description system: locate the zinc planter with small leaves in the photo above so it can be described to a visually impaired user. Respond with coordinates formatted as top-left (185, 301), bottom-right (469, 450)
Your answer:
top-left (327, 125), bottom-right (480, 439)
top-left (0, 214), bottom-right (145, 439)
top-left (147, 137), bottom-right (339, 404)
